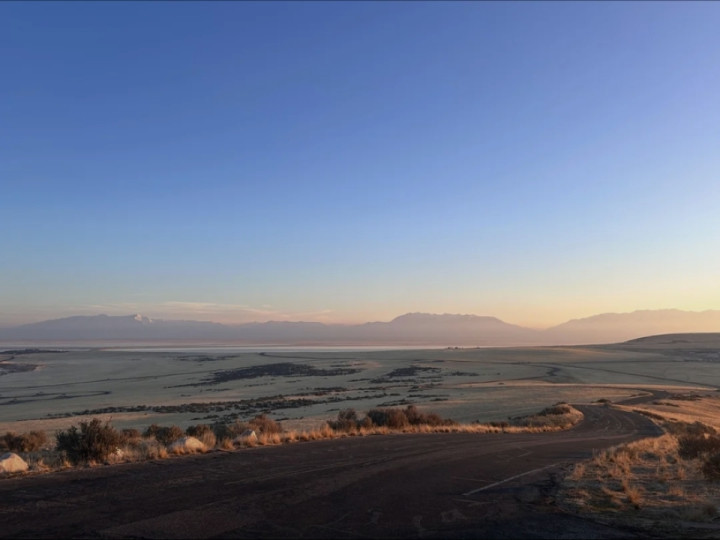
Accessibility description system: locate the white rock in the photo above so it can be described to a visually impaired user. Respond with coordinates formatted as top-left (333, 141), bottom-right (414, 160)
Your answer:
top-left (168, 436), bottom-right (206, 453)
top-left (0, 452), bottom-right (29, 474)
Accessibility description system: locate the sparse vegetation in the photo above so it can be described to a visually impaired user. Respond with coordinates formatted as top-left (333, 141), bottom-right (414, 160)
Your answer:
top-left (55, 419), bottom-right (124, 465)
top-left (328, 405), bottom-right (457, 432)
top-left (559, 414), bottom-right (720, 536)
top-left (3, 403), bottom-right (585, 476)
top-left (185, 424), bottom-right (217, 448)
top-left (509, 402), bottom-right (583, 430)
top-left (1, 430), bottom-right (48, 453)
top-left (144, 424), bottom-right (185, 446)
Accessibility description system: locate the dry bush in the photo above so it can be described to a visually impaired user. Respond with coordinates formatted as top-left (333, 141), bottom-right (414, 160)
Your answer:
top-left (55, 418), bottom-right (124, 465)
top-left (1, 430), bottom-right (48, 452)
top-left (130, 440), bottom-right (168, 460)
top-left (198, 430), bottom-right (217, 448)
top-left (228, 420), bottom-right (250, 437)
top-left (330, 406), bottom-right (456, 433)
top-left (282, 430), bottom-right (298, 443)
top-left (257, 432), bottom-right (281, 445)
top-left (249, 414), bottom-right (282, 434)
top-left (144, 424), bottom-right (185, 446)
top-left (218, 437), bottom-right (234, 450)
top-left (327, 408), bottom-right (359, 432)
top-left (622, 479), bottom-right (644, 508)
top-left (142, 424), bottom-right (162, 439)
top-left (185, 423), bottom-right (211, 437)
top-left (404, 405), bottom-right (456, 427)
top-left (510, 402), bottom-right (582, 430)
top-left (677, 434), bottom-right (720, 459)
top-left (186, 424), bottom-right (217, 448)
top-left (539, 403), bottom-right (572, 416)
top-left (701, 453), bottom-right (720, 480)
top-left (211, 422), bottom-right (234, 445)
top-left (569, 462), bottom-right (586, 481)
top-left (121, 428), bottom-right (141, 441)
top-left (665, 420), bottom-right (716, 437)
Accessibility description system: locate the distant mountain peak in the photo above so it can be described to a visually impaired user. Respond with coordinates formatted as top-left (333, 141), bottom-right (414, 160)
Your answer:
top-left (391, 312), bottom-right (502, 323)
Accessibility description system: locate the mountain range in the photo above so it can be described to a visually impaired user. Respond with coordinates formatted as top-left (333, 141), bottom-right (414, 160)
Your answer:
top-left (1, 309), bottom-right (719, 346)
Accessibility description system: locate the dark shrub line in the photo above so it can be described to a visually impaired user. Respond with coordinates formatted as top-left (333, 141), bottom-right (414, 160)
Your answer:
top-left (328, 405), bottom-right (456, 432)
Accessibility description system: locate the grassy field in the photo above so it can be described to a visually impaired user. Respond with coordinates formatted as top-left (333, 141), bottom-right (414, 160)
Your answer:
top-left (1, 340), bottom-right (718, 436)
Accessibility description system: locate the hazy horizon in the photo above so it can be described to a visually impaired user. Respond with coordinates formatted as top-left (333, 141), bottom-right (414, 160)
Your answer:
top-left (3, 3), bottom-right (719, 329)
top-left (4, 306), bottom-right (720, 333)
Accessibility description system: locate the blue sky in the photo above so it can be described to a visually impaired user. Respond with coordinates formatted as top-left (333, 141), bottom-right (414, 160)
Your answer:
top-left (2, 2), bottom-right (719, 327)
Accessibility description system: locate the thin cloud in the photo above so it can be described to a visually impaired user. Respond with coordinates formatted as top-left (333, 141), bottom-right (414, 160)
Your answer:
top-left (71, 301), bottom-right (338, 325)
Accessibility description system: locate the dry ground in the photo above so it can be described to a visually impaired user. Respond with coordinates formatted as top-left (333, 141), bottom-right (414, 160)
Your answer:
top-left (2, 343), bottom-right (717, 438)
top-left (557, 393), bottom-right (720, 538)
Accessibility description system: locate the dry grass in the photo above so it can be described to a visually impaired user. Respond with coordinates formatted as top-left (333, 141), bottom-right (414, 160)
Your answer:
top-left (2, 403), bottom-right (585, 477)
top-left (558, 399), bottom-right (720, 537)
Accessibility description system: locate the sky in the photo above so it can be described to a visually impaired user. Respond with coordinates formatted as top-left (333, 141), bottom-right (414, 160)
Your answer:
top-left (2, 1), bottom-right (719, 329)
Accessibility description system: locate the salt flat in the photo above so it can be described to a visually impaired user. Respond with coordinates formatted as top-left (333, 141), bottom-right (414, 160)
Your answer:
top-left (1, 342), bottom-right (717, 436)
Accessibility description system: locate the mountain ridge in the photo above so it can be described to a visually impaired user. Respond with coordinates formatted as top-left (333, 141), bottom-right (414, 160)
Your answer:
top-left (1, 309), bottom-right (718, 346)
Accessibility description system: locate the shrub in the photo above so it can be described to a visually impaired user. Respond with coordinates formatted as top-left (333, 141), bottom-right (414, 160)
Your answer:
top-left (153, 425), bottom-right (185, 446)
top-left (404, 405), bottom-right (427, 425)
top-left (538, 404), bottom-right (572, 416)
top-left (666, 420), bottom-right (716, 437)
top-left (404, 405), bottom-right (455, 426)
top-left (55, 418), bottom-right (124, 465)
top-left (142, 424), bottom-right (185, 446)
top-left (249, 414), bottom-right (282, 434)
top-left (1, 430), bottom-right (48, 452)
top-left (211, 422), bottom-right (233, 442)
top-left (121, 428), bottom-right (141, 441)
top-left (186, 424), bottom-right (216, 448)
top-left (329, 406), bottom-right (456, 432)
top-left (143, 424), bottom-right (162, 439)
top-left (228, 420), bottom-right (251, 437)
top-left (678, 434), bottom-right (720, 459)
top-left (366, 408), bottom-right (409, 429)
top-left (327, 409), bottom-right (359, 432)
top-left (186, 424), bottom-right (212, 438)
top-left (702, 453), bottom-right (720, 480)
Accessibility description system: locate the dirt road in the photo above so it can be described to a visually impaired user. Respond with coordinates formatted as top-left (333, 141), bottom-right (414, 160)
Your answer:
top-left (0, 405), bottom-right (661, 539)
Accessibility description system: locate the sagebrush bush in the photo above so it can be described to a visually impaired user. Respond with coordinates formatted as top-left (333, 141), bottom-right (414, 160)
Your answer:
top-left (666, 421), bottom-right (717, 437)
top-left (677, 434), bottom-right (720, 459)
top-left (249, 414), bottom-right (282, 434)
top-left (404, 405), bottom-right (454, 426)
top-left (121, 428), bottom-right (141, 440)
top-left (329, 406), bottom-right (456, 432)
top-left (1, 430), bottom-right (48, 452)
top-left (702, 453), bottom-right (720, 480)
top-left (370, 408), bottom-right (411, 428)
top-left (186, 424), bottom-right (212, 438)
top-left (55, 418), bottom-right (124, 465)
top-left (143, 423), bottom-right (185, 446)
top-left (143, 424), bottom-right (162, 439)
top-left (327, 409), bottom-right (360, 432)
top-left (155, 425), bottom-right (185, 446)
top-left (538, 404), bottom-right (572, 416)
top-left (211, 422), bottom-right (233, 442)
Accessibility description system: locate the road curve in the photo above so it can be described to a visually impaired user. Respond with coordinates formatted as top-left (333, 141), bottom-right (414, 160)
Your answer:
top-left (0, 405), bottom-right (662, 539)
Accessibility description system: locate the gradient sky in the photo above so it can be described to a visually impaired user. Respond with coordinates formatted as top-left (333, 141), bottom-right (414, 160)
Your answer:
top-left (2, 2), bottom-right (719, 328)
